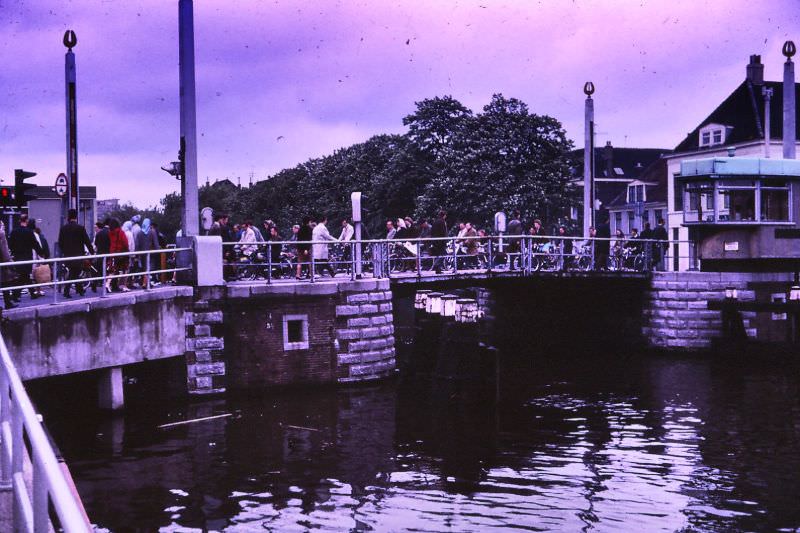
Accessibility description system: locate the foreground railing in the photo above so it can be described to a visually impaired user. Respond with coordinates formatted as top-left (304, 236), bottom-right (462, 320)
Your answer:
top-left (0, 247), bottom-right (192, 304)
top-left (0, 333), bottom-right (91, 532)
top-left (222, 235), bottom-right (695, 283)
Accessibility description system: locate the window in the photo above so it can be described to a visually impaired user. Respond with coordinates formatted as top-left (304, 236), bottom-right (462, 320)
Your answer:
top-left (282, 314), bottom-right (309, 350)
top-left (615, 212), bottom-right (622, 232)
top-left (681, 176), bottom-right (792, 224)
top-left (627, 211), bottom-right (635, 232)
top-left (699, 124), bottom-right (727, 147)
top-left (761, 180), bottom-right (790, 221)
top-left (628, 184), bottom-right (645, 203)
top-left (675, 181), bottom-right (685, 211)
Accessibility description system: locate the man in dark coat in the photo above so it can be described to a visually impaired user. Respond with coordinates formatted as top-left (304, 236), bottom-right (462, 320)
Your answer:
top-left (8, 214), bottom-right (42, 300)
top-left (430, 210), bottom-right (448, 274)
top-left (92, 220), bottom-right (110, 292)
top-left (594, 216), bottom-right (611, 271)
top-left (651, 219), bottom-right (669, 271)
top-left (58, 209), bottom-right (94, 297)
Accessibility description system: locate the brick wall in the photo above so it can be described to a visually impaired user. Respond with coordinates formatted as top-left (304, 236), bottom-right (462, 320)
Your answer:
top-left (193, 279), bottom-right (396, 393)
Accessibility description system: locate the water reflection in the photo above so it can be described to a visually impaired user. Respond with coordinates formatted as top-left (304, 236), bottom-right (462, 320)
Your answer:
top-left (37, 286), bottom-right (800, 532)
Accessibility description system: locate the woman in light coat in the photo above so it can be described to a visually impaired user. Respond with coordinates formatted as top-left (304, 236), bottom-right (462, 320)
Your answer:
top-left (311, 216), bottom-right (337, 277)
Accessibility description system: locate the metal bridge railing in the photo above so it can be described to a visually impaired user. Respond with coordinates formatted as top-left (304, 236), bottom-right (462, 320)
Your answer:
top-left (0, 247), bottom-right (193, 304)
top-left (221, 235), bottom-right (696, 283)
top-left (0, 333), bottom-right (91, 532)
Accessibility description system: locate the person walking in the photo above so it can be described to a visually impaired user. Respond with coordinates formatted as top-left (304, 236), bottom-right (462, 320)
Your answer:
top-left (506, 210), bottom-right (523, 270)
top-left (58, 208), bottom-right (95, 298)
top-left (652, 219), bottom-right (669, 271)
top-left (108, 218), bottom-right (130, 292)
top-left (0, 221), bottom-right (17, 309)
top-left (92, 220), bottom-right (110, 292)
top-left (430, 210), bottom-right (448, 274)
top-left (8, 214), bottom-right (43, 301)
top-left (312, 215), bottom-right (337, 277)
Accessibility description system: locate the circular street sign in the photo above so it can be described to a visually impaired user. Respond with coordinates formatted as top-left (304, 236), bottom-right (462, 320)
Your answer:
top-left (55, 173), bottom-right (68, 197)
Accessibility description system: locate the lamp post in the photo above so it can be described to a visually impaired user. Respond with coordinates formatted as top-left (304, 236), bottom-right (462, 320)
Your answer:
top-left (178, 0), bottom-right (200, 236)
top-left (583, 82), bottom-right (595, 238)
top-left (63, 30), bottom-right (79, 226)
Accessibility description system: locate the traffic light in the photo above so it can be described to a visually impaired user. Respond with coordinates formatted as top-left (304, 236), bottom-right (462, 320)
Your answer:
top-left (14, 169), bottom-right (37, 207)
top-left (0, 186), bottom-right (12, 208)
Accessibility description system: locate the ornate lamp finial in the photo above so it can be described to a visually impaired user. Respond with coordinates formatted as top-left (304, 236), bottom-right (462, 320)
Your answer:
top-left (583, 82), bottom-right (595, 97)
top-left (783, 40), bottom-right (796, 60)
top-left (63, 30), bottom-right (77, 51)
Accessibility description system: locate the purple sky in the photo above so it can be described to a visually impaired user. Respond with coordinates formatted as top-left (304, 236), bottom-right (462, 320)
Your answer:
top-left (2, 0), bottom-right (799, 207)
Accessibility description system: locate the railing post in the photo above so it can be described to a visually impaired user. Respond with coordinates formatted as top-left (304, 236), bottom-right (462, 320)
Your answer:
top-left (33, 453), bottom-right (47, 533)
top-left (52, 260), bottom-right (59, 304)
top-left (416, 239), bottom-right (422, 279)
top-left (310, 247), bottom-right (316, 283)
top-left (267, 244), bottom-right (272, 284)
top-left (487, 236), bottom-right (493, 275)
top-left (591, 240), bottom-right (596, 270)
top-left (145, 253), bottom-right (151, 291)
top-left (350, 242), bottom-right (355, 281)
top-left (0, 371), bottom-right (9, 489)
top-left (101, 258), bottom-right (107, 298)
top-left (452, 239), bottom-right (458, 274)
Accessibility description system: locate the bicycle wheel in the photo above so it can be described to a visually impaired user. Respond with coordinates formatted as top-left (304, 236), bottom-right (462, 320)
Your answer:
top-left (632, 254), bottom-right (644, 272)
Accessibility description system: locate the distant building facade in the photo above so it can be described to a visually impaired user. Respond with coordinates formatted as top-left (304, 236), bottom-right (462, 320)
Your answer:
top-left (96, 198), bottom-right (120, 224)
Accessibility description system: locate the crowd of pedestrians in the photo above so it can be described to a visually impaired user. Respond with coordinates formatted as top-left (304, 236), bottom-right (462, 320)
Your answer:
top-left (0, 210), bottom-right (170, 310)
top-left (208, 207), bottom-right (670, 282)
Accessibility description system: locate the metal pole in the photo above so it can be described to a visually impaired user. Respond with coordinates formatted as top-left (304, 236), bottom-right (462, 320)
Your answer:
top-left (101, 258), bottom-right (107, 297)
top-left (487, 236), bottom-right (493, 274)
top-left (179, 0), bottom-right (200, 235)
top-left (52, 260), bottom-right (58, 304)
top-left (783, 41), bottom-right (797, 159)
top-left (267, 244), bottom-right (272, 284)
top-left (416, 238), bottom-right (421, 279)
top-left (63, 31), bottom-right (79, 219)
top-left (145, 253), bottom-right (151, 290)
top-left (310, 247), bottom-right (315, 283)
top-left (583, 82), bottom-right (595, 238)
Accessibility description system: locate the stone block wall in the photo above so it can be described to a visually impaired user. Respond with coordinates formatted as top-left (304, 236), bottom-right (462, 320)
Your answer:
top-left (185, 299), bottom-right (226, 395)
top-left (215, 279), bottom-right (396, 392)
top-left (335, 285), bottom-right (396, 383)
top-left (642, 272), bottom-right (792, 350)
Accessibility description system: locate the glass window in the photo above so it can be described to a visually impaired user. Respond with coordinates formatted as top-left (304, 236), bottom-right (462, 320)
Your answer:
top-left (701, 132), bottom-right (711, 146)
top-left (712, 130), bottom-right (723, 144)
top-left (761, 189), bottom-right (790, 221)
top-left (615, 212), bottom-right (622, 232)
top-left (675, 181), bottom-right (685, 211)
top-left (727, 189), bottom-right (756, 221)
top-left (628, 211), bottom-right (635, 232)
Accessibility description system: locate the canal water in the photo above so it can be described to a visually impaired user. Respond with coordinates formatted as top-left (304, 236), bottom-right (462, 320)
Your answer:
top-left (34, 287), bottom-right (800, 532)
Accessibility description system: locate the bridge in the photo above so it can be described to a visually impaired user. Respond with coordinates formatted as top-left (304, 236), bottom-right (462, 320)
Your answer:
top-left (0, 235), bottom-right (796, 529)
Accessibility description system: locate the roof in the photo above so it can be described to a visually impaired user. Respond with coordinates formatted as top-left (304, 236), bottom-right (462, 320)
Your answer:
top-left (571, 145), bottom-right (672, 180)
top-left (674, 79), bottom-right (800, 152)
top-left (606, 157), bottom-right (668, 208)
top-left (677, 156), bottom-right (800, 178)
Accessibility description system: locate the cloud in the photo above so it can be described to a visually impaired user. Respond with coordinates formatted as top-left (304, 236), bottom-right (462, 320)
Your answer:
top-left (2, 0), bottom-right (799, 207)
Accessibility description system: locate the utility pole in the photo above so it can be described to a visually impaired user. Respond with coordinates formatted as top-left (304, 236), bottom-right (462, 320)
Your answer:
top-left (583, 82), bottom-right (595, 238)
top-left (179, 0), bottom-right (200, 235)
top-left (64, 30), bottom-right (79, 226)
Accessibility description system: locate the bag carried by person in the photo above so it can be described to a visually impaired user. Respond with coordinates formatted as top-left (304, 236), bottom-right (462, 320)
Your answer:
top-left (33, 264), bottom-right (51, 284)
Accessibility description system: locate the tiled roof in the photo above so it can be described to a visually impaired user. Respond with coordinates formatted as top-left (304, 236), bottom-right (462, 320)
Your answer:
top-left (674, 79), bottom-right (800, 152)
top-left (571, 146), bottom-right (672, 180)
top-left (606, 158), bottom-right (668, 208)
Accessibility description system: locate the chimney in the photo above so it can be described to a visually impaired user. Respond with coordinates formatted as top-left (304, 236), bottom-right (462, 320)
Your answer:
top-left (783, 41), bottom-right (796, 159)
top-left (746, 55), bottom-right (764, 85)
top-left (604, 141), bottom-right (613, 177)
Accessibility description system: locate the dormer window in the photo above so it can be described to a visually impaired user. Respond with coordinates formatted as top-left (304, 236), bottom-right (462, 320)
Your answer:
top-left (627, 183), bottom-right (646, 203)
top-left (699, 123), bottom-right (729, 148)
